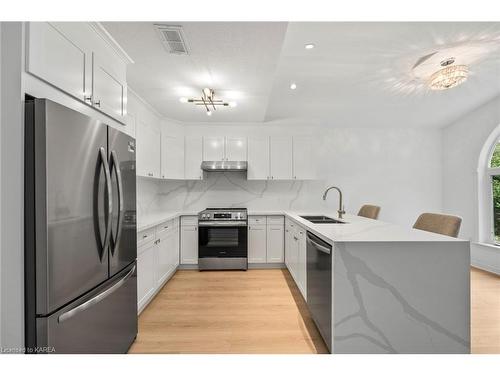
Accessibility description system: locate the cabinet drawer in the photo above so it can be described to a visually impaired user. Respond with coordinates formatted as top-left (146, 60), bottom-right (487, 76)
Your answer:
top-left (156, 219), bottom-right (174, 237)
top-left (249, 216), bottom-right (266, 225)
top-left (267, 216), bottom-right (284, 225)
top-left (181, 216), bottom-right (198, 226)
top-left (138, 227), bottom-right (155, 248)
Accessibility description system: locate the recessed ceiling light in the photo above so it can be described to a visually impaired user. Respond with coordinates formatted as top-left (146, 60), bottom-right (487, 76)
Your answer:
top-left (179, 97), bottom-right (188, 103)
top-left (290, 83), bottom-right (297, 90)
top-left (229, 101), bottom-right (237, 108)
top-left (305, 43), bottom-right (315, 50)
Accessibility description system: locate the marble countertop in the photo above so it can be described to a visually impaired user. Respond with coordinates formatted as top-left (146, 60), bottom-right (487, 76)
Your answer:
top-left (284, 212), bottom-right (466, 245)
top-left (138, 209), bottom-right (467, 244)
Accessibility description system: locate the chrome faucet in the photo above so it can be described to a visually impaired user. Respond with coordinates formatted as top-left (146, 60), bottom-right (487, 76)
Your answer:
top-left (323, 186), bottom-right (346, 219)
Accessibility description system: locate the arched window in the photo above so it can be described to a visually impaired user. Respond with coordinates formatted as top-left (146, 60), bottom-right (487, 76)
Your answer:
top-left (487, 143), bottom-right (500, 243)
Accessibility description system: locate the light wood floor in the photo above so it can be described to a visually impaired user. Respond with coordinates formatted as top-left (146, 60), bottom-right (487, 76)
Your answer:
top-left (129, 269), bottom-right (328, 354)
top-left (129, 267), bottom-right (500, 354)
top-left (471, 267), bottom-right (500, 353)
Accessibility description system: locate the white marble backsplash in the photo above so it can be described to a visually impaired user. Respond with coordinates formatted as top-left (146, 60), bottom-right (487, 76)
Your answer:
top-left (137, 172), bottom-right (327, 219)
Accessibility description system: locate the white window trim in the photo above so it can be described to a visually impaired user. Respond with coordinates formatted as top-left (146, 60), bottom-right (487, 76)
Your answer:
top-left (483, 140), bottom-right (500, 245)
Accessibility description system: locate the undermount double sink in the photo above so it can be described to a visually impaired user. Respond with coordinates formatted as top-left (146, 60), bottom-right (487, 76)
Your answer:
top-left (300, 215), bottom-right (348, 224)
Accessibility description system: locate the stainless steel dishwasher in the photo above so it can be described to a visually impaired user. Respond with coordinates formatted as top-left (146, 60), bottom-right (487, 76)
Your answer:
top-left (306, 231), bottom-right (332, 352)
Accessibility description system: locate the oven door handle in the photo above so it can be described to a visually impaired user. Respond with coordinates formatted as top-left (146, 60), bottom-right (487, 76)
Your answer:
top-left (198, 221), bottom-right (248, 227)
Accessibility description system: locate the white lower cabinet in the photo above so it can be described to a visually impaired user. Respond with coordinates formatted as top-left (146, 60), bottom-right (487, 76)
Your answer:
top-left (137, 218), bottom-right (180, 313)
top-left (180, 219), bottom-right (198, 264)
top-left (247, 215), bottom-right (285, 265)
top-left (156, 227), bottom-right (176, 286)
top-left (267, 222), bottom-right (284, 263)
top-left (137, 240), bottom-right (157, 312)
top-left (248, 224), bottom-right (267, 263)
top-left (284, 219), bottom-right (307, 300)
top-left (297, 227), bottom-right (307, 300)
top-left (171, 218), bottom-right (180, 269)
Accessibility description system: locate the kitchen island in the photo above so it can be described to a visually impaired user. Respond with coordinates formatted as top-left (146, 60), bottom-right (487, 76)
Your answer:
top-left (287, 213), bottom-right (470, 354)
top-left (137, 210), bottom-right (470, 354)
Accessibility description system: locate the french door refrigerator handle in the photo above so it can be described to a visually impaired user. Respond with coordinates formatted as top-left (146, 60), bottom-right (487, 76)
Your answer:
top-left (306, 233), bottom-right (331, 255)
top-left (110, 150), bottom-right (124, 255)
top-left (99, 147), bottom-right (113, 257)
top-left (57, 265), bottom-right (136, 324)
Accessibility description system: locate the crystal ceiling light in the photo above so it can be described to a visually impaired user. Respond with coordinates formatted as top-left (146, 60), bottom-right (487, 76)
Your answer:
top-left (428, 58), bottom-right (469, 90)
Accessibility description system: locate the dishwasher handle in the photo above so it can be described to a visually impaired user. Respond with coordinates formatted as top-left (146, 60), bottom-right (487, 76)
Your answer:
top-left (306, 232), bottom-right (332, 255)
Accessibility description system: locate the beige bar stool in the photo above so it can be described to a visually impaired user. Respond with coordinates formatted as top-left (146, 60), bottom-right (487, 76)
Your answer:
top-left (357, 205), bottom-right (381, 220)
top-left (412, 213), bottom-right (462, 238)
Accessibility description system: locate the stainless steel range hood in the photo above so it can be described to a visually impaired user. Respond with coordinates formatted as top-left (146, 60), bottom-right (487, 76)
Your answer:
top-left (201, 161), bottom-right (247, 172)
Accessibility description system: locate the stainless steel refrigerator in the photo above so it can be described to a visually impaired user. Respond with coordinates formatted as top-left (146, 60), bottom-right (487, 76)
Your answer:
top-left (24, 98), bottom-right (138, 353)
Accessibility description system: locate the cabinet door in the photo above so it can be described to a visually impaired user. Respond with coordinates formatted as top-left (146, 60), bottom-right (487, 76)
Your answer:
top-left (297, 227), bottom-right (307, 300)
top-left (284, 225), bottom-right (291, 269)
top-left (248, 224), bottom-right (267, 263)
top-left (27, 22), bottom-right (88, 102)
top-left (137, 242), bottom-right (156, 310)
top-left (270, 136), bottom-right (293, 180)
top-left (203, 136), bottom-right (225, 161)
top-left (161, 135), bottom-right (185, 179)
top-left (124, 112), bottom-right (136, 138)
top-left (92, 53), bottom-right (125, 121)
top-left (247, 136), bottom-right (270, 180)
top-left (181, 225), bottom-right (198, 264)
top-left (156, 234), bottom-right (171, 286)
top-left (171, 224), bottom-right (180, 269)
top-left (225, 137), bottom-right (247, 161)
top-left (185, 136), bottom-right (203, 180)
top-left (267, 224), bottom-right (284, 263)
top-left (293, 136), bottom-right (315, 180)
top-left (137, 121), bottom-right (161, 178)
top-left (290, 227), bottom-right (299, 281)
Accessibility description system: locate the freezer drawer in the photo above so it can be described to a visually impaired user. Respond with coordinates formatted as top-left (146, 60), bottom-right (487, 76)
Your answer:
top-left (35, 262), bottom-right (138, 354)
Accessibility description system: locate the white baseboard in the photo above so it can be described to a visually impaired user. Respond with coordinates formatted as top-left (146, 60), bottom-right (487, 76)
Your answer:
top-left (471, 242), bottom-right (500, 275)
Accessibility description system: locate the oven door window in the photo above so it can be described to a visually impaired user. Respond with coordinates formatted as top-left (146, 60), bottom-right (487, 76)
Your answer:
top-left (199, 226), bottom-right (247, 258)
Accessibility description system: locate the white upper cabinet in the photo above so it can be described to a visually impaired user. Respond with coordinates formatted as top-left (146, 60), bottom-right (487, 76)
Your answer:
top-left (293, 136), bottom-right (316, 180)
top-left (26, 22), bottom-right (131, 123)
top-left (161, 135), bottom-right (185, 179)
top-left (137, 121), bottom-right (161, 178)
top-left (185, 136), bottom-right (203, 180)
top-left (270, 136), bottom-right (293, 180)
top-left (203, 136), bottom-right (225, 161)
top-left (247, 136), bottom-right (270, 180)
top-left (203, 136), bottom-right (247, 161)
top-left (92, 52), bottom-right (126, 120)
top-left (27, 22), bottom-right (89, 103)
top-left (225, 137), bottom-right (247, 160)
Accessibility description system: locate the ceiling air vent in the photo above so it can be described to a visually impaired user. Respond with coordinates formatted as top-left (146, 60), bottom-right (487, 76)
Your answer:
top-left (154, 24), bottom-right (189, 55)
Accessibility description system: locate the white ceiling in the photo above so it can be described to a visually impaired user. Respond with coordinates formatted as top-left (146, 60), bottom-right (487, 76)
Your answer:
top-left (102, 22), bottom-right (288, 122)
top-left (103, 22), bottom-right (500, 127)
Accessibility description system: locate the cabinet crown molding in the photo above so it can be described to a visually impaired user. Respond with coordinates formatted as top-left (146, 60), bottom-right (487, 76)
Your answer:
top-left (89, 22), bottom-right (135, 64)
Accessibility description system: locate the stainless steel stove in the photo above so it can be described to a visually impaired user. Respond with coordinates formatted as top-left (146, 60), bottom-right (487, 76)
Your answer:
top-left (198, 208), bottom-right (248, 270)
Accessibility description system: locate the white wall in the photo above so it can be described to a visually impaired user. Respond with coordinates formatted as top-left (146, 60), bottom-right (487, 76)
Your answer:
top-left (139, 123), bottom-right (444, 228)
top-left (443, 95), bottom-right (500, 273)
